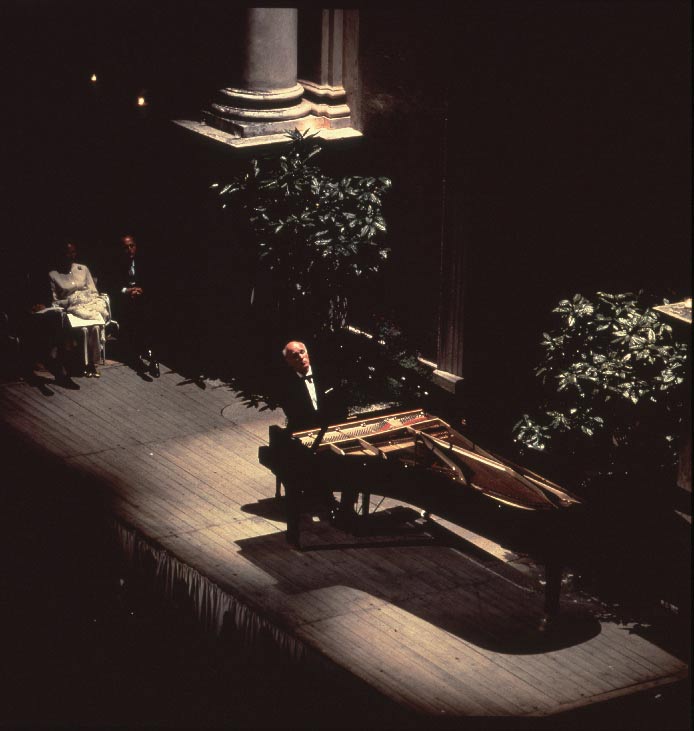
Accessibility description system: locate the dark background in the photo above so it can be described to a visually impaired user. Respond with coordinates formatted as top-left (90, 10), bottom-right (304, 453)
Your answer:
top-left (3, 0), bottom-right (690, 355)
top-left (450, 1), bottom-right (691, 439)
top-left (1, 1), bottom-right (690, 451)
top-left (0, 3), bottom-right (691, 727)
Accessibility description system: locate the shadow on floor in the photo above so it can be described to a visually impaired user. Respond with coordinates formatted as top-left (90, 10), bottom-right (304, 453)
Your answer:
top-left (237, 502), bottom-right (602, 654)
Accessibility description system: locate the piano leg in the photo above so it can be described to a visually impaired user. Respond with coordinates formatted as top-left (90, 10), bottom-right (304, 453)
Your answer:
top-left (284, 478), bottom-right (301, 548)
top-left (338, 487), bottom-right (359, 532)
top-left (543, 556), bottom-right (563, 619)
top-left (542, 509), bottom-right (573, 622)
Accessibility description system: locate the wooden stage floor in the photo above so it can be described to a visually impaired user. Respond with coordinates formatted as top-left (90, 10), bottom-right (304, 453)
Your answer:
top-left (1, 362), bottom-right (688, 722)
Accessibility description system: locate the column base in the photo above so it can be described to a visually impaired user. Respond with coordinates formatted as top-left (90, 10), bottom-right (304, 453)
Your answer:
top-left (203, 105), bottom-right (315, 140)
top-left (299, 79), bottom-right (354, 131)
top-left (217, 84), bottom-right (305, 109)
top-left (173, 119), bottom-right (362, 150)
top-left (202, 82), bottom-right (314, 140)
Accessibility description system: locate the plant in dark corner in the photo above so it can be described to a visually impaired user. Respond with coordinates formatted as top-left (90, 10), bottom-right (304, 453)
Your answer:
top-left (328, 319), bottom-right (432, 412)
top-left (211, 129), bottom-right (392, 336)
top-left (512, 292), bottom-right (688, 497)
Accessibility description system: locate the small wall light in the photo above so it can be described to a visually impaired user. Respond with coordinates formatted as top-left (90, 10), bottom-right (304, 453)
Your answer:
top-left (90, 73), bottom-right (98, 83)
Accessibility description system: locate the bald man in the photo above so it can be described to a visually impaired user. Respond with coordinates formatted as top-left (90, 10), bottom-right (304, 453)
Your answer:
top-left (276, 340), bottom-right (352, 532)
top-left (278, 340), bottom-right (345, 433)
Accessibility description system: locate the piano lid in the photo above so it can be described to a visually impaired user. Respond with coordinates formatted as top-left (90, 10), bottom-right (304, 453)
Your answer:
top-left (292, 408), bottom-right (580, 512)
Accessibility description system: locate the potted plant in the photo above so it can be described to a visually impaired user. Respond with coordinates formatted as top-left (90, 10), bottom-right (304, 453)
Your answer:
top-left (512, 291), bottom-right (688, 496)
top-left (212, 130), bottom-right (391, 336)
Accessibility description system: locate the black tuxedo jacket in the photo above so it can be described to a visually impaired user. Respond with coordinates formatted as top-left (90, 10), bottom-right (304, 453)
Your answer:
top-left (119, 255), bottom-right (150, 291)
top-left (276, 366), bottom-right (346, 433)
top-left (105, 253), bottom-right (158, 315)
top-left (103, 251), bottom-right (156, 293)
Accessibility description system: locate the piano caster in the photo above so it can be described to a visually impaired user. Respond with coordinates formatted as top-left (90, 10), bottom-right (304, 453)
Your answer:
top-left (329, 503), bottom-right (357, 532)
top-left (543, 559), bottom-right (563, 619)
top-left (537, 614), bottom-right (556, 633)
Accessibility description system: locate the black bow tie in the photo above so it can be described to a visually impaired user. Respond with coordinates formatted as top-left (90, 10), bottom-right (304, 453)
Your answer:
top-left (301, 374), bottom-right (313, 382)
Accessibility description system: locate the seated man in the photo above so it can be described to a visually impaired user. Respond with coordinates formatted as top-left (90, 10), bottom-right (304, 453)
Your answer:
top-left (277, 339), bottom-right (346, 433)
top-left (112, 234), bottom-right (159, 377)
top-left (277, 340), bottom-right (354, 528)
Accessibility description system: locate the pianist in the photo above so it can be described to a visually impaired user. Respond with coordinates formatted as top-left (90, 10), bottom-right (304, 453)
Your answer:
top-left (277, 340), bottom-right (353, 527)
top-left (278, 340), bottom-right (345, 433)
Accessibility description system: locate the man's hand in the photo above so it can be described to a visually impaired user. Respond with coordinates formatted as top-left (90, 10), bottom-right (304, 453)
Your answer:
top-left (30, 303), bottom-right (47, 313)
top-left (125, 286), bottom-right (144, 298)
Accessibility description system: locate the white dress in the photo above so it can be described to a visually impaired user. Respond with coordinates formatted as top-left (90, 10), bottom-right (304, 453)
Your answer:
top-left (48, 262), bottom-right (97, 307)
top-left (48, 263), bottom-right (101, 366)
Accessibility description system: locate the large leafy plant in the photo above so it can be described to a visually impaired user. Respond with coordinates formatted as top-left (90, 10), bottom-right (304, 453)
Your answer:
top-left (513, 292), bottom-right (688, 483)
top-left (212, 130), bottom-right (391, 333)
top-left (322, 320), bottom-right (431, 410)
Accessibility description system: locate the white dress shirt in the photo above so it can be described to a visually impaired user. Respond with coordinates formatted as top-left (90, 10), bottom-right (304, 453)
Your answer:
top-left (122, 258), bottom-right (136, 293)
top-left (297, 366), bottom-right (318, 410)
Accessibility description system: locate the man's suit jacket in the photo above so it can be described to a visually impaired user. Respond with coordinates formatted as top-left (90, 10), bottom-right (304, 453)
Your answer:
top-left (118, 255), bottom-right (149, 291)
top-left (277, 366), bottom-right (345, 433)
top-left (103, 250), bottom-right (155, 292)
top-left (106, 254), bottom-right (156, 319)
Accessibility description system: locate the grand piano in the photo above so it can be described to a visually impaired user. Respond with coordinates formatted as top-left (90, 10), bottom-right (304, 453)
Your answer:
top-left (259, 407), bottom-right (582, 615)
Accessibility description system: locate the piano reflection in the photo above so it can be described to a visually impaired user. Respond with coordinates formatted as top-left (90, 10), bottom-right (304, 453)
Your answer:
top-left (259, 407), bottom-right (582, 616)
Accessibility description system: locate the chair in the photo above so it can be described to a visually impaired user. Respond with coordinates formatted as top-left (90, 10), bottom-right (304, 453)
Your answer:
top-left (67, 293), bottom-right (118, 367)
top-left (100, 293), bottom-right (119, 363)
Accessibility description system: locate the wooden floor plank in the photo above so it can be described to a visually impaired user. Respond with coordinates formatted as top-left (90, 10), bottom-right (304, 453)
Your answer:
top-left (1, 386), bottom-right (104, 456)
top-left (56, 380), bottom-right (156, 448)
top-left (597, 622), bottom-right (686, 677)
top-left (0, 397), bottom-right (76, 457)
top-left (304, 612), bottom-right (515, 716)
top-left (364, 605), bottom-right (546, 715)
top-left (2, 364), bottom-right (687, 719)
top-left (94, 447), bottom-right (220, 525)
top-left (75, 449), bottom-right (202, 536)
top-left (400, 592), bottom-right (576, 703)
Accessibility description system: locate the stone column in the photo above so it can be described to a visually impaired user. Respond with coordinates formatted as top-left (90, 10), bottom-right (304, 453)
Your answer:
top-left (203, 8), bottom-right (313, 141)
top-left (298, 9), bottom-right (354, 131)
top-left (437, 237), bottom-right (465, 378)
top-left (434, 103), bottom-right (465, 393)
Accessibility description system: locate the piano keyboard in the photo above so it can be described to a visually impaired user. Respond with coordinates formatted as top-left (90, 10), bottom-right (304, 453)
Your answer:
top-left (294, 409), bottom-right (437, 448)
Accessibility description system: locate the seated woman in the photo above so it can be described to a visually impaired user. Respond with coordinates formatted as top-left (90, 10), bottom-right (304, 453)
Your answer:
top-left (49, 241), bottom-right (105, 378)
